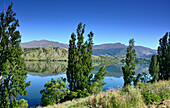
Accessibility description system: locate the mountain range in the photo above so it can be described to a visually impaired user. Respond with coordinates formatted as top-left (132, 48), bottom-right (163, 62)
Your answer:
top-left (21, 40), bottom-right (157, 58)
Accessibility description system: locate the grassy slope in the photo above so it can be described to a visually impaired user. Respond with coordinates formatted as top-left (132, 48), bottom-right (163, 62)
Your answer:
top-left (23, 47), bottom-right (68, 61)
top-left (23, 46), bottom-right (119, 63)
top-left (43, 81), bottom-right (170, 108)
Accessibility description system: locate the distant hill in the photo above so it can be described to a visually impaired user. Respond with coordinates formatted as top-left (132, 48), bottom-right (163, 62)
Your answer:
top-left (21, 40), bottom-right (69, 49)
top-left (21, 40), bottom-right (157, 58)
top-left (23, 46), bottom-right (68, 61)
top-left (134, 46), bottom-right (157, 58)
top-left (23, 46), bottom-right (118, 62)
top-left (93, 43), bottom-right (126, 49)
top-left (93, 43), bottom-right (156, 58)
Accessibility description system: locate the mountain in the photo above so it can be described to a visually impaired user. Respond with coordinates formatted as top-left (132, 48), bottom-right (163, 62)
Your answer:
top-left (21, 40), bottom-right (157, 58)
top-left (93, 43), bottom-right (156, 58)
top-left (93, 46), bottom-right (156, 58)
top-left (134, 46), bottom-right (157, 57)
top-left (21, 40), bottom-right (69, 49)
top-left (93, 43), bottom-right (126, 49)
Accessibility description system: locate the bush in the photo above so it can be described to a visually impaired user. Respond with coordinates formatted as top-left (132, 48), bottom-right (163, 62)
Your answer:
top-left (10, 99), bottom-right (28, 108)
top-left (40, 77), bottom-right (69, 106)
top-left (137, 81), bottom-right (170, 105)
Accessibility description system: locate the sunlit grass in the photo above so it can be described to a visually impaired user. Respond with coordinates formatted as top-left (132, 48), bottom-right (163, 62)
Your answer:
top-left (43, 80), bottom-right (170, 108)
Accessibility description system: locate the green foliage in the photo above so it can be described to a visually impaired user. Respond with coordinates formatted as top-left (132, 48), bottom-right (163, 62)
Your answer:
top-left (122, 39), bottom-right (136, 86)
top-left (90, 66), bottom-right (108, 94)
top-left (67, 89), bottom-right (90, 99)
top-left (133, 74), bottom-right (142, 86)
top-left (10, 99), bottom-right (28, 108)
top-left (0, 3), bottom-right (30, 107)
top-left (66, 22), bottom-right (108, 99)
top-left (138, 81), bottom-right (170, 105)
top-left (40, 77), bottom-right (69, 106)
top-left (157, 32), bottom-right (170, 80)
top-left (149, 54), bottom-right (159, 82)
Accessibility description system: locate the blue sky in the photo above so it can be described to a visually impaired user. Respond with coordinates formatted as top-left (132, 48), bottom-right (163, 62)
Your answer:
top-left (0, 0), bottom-right (169, 49)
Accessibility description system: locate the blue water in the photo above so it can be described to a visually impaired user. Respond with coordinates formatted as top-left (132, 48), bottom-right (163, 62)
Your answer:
top-left (18, 74), bottom-right (124, 107)
top-left (17, 63), bottom-right (148, 107)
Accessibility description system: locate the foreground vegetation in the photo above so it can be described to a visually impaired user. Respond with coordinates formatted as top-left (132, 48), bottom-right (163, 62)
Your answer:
top-left (44, 80), bottom-right (170, 108)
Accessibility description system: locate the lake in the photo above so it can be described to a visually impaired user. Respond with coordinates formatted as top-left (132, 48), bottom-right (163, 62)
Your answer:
top-left (18, 61), bottom-right (149, 107)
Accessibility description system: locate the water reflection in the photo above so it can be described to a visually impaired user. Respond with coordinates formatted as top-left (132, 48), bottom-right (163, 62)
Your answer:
top-left (22, 61), bottom-right (149, 107)
top-left (25, 61), bottom-right (67, 75)
top-left (25, 61), bottom-right (149, 77)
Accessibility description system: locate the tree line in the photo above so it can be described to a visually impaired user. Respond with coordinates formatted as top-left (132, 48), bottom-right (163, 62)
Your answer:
top-left (122, 33), bottom-right (170, 87)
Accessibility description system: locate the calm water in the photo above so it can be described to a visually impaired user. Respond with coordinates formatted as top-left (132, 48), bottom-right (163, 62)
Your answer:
top-left (18, 61), bottom-right (149, 107)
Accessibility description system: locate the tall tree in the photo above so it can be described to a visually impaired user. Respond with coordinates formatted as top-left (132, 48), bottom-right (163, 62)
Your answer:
top-left (157, 32), bottom-right (170, 80)
top-left (167, 32), bottom-right (170, 80)
top-left (67, 33), bottom-right (77, 91)
top-left (149, 54), bottom-right (159, 82)
top-left (66, 23), bottom-right (107, 98)
top-left (76, 23), bottom-right (86, 91)
top-left (0, 3), bottom-right (30, 107)
top-left (122, 39), bottom-right (136, 86)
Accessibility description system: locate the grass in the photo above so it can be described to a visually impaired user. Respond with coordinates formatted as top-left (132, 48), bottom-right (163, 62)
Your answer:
top-left (43, 80), bottom-right (170, 108)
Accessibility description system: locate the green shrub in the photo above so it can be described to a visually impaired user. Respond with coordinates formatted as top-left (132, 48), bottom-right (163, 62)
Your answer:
top-left (137, 81), bottom-right (170, 105)
top-left (10, 99), bottom-right (28, 108)
top-left (40, 77), bottom-right (69, 106)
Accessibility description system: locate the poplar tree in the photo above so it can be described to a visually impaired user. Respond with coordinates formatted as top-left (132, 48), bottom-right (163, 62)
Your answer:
top-left (158, 32), bottom-right (170, 80)
top-left (67, 33), bottom-right (77, 91)
top-left (67, 23), bottom-right (107, 98)
top-left (76, 23), bottom-right (85, 91)
top-left (149, 54), bottom-right (159, 82)
top-left (167, 32), bottom-right (170, 80)
top-left (122, 39), bottom-right (136, 86)
top-left (0, 3), bottom-right (30, 107)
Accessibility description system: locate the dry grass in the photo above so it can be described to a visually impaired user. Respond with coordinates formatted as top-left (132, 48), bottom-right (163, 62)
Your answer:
top-left (42, 80), bottom-right (170, 108)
